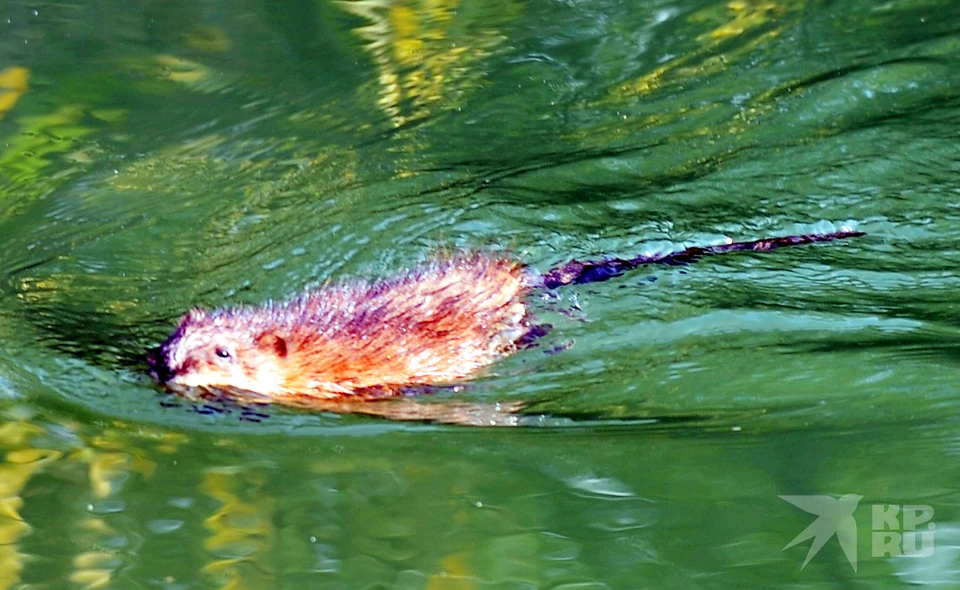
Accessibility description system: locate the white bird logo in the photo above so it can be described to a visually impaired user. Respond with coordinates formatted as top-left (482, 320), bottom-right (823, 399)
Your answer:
top-left (781, 494), bottom-right (863, 571)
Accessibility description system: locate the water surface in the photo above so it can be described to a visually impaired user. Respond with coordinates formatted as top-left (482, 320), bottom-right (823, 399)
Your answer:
top-left (1, 0), bottom-right (959, 587)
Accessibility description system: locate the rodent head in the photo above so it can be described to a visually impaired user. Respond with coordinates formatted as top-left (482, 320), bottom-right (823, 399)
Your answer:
top-left (149, 308), bottom-right (290, 398)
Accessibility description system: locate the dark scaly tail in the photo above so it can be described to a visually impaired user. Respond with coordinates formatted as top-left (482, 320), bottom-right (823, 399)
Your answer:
top-left (540, 229), bottom-right (865, 289)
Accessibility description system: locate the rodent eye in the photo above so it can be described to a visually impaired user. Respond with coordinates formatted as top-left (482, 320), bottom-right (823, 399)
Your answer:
top-left (215, 347), bottom-right (231, 360)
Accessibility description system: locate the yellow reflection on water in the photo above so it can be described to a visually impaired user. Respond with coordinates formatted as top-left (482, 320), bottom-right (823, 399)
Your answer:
top-left (614, 0), bottom-right (789, 98)
top-left (0, 67), bottom-right (28, 121)
top-left (340, 0), bottom-right (515, 126)
top-left (0, 422), bottom-right (61, 590)
top-left (0, 414), bottom-right (187, 589)
top-left (202, 469), bottom-right (278, 589)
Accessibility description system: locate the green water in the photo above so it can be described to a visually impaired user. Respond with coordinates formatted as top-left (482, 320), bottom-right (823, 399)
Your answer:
top-left (1, 0), bottom-right (959, 586)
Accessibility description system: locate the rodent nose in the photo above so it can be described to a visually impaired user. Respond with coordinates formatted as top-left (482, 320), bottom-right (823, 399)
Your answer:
top-left (146, 346), bottom-right (175, 384)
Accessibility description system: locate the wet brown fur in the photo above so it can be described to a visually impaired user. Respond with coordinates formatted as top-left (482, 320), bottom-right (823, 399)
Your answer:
top-left (152, 254), bottom-right (532, 403)
top-left (149, 230), bottom-right (863, 422)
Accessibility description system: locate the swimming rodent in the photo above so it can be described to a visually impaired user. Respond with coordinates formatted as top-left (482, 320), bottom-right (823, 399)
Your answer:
top-left (147, 229), bottom-right (863, 422)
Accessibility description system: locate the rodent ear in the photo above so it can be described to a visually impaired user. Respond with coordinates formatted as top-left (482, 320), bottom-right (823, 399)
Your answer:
top-left (256, 332), bottom-right (288, 358)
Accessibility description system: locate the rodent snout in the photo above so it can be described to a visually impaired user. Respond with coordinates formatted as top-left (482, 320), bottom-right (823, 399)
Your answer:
top-left (146, 346), bottom-right (174, 384)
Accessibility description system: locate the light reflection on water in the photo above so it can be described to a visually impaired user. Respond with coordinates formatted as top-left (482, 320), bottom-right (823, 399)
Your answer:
top-left (6, 410), bottom-right (960, 587)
